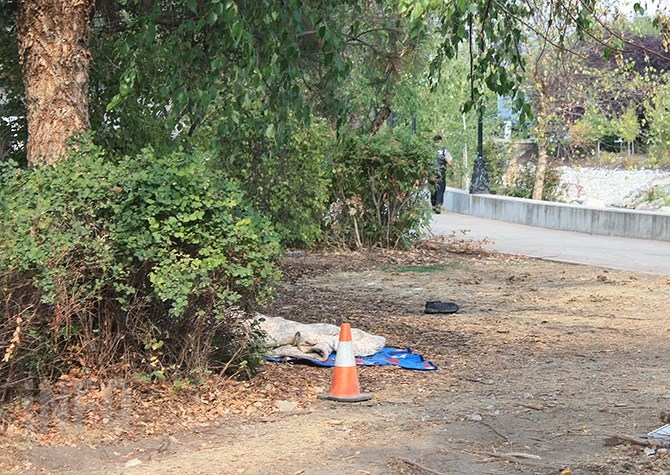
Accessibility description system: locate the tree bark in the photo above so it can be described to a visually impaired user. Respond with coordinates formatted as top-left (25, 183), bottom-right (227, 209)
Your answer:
top-left (18, 0), bottom-right (94, 166)
top-left (533, 137), bottom-right (549, 200)
top-left (532, 75), bottom-right (549, 201)
top-left (369, 88), bottom-right (393, 135)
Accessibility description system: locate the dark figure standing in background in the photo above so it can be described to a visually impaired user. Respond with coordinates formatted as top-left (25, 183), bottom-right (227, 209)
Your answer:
top-left (430, 135), bottom-right (450, 213)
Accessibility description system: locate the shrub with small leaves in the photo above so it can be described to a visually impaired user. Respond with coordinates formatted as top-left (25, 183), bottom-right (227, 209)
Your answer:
top-left (327, 129), bottom-right (434, 248)
top-left (0, 138), bottom-right (281, 391)
top-left (202, 115), bottom-right (335, 248)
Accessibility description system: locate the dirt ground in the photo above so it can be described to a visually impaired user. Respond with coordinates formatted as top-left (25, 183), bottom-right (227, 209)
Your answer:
top-left (2, 241), bottom-right (670, 474)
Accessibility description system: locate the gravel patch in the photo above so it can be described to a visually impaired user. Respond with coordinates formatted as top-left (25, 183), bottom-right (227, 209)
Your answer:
top-left (558, 166), bottom-right (670, 211)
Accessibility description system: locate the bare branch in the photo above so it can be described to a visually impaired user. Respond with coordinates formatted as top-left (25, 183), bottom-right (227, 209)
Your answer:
top-left (492, 0), bottom-right (588, 61)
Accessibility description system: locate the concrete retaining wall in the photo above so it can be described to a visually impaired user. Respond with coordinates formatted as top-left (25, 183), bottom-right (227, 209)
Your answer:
top-left (443, 187), bottom-right (670, 242)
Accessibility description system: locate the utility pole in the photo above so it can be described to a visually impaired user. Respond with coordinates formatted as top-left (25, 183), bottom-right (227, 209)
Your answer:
top-left (469, 105), bottom-right (490, 194)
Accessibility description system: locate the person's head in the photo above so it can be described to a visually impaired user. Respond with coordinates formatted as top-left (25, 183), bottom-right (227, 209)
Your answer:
top-left (433, 135), bottom-right (442, 143)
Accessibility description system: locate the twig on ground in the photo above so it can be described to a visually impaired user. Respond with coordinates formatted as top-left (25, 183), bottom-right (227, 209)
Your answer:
top-left (460, 377), bottom-right (493, 385)
top-left (480, 421), bottom-right (511, 445)
top-left (528, 436), bottom-right (550, 443)
top-left (549, 430), bottom-right (601, 440)
top-left (467, 451), bottom-right (553, 468)
top-left (488, 451), bottom-right (542, 460)
top-left (604, 432), bottom-right (670, 449)
top-left (259, 410), bottom-right (315, 423)
top-left (395, 457), bottom-right (449, 475)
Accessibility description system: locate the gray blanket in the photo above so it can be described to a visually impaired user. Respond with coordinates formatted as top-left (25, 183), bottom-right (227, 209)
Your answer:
top-left (253, 314), bottom-right (386, 361)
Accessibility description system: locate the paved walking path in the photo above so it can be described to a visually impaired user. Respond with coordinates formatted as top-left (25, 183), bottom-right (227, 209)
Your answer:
top-left (430, 211), bottom-right (670, 276)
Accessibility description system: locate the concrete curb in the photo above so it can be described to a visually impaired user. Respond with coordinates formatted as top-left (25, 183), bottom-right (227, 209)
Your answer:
top-left (443, 187), bottom-right (670, 242)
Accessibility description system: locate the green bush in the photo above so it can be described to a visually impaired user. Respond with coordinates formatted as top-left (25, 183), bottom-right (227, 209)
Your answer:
top-left (498, 162), bottom-right (563, 200)
top-left (486, 140), bottom-right (562, 200)
top-left (483, 139), bottom-right (513, 192)
top-left (211, 119), bottom-right (334, 248)
top-left (0, 158), bottom-right (19, 185)
top-left (0, 139), bottom-right (281, 391)
top-left (326, 129), bottom-right (434, 248)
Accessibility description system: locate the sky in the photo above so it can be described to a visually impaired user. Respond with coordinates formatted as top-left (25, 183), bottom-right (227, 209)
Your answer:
top-left (612, 0), bottom-right (668, 16)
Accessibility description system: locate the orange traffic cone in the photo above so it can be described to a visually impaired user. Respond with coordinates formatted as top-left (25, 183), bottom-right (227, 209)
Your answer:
top-left (319, 323), bottom-right (372, 402)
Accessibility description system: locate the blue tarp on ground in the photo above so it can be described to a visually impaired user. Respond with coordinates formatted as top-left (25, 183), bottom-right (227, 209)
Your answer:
top-left (267, 347), bottom-right (437, 370)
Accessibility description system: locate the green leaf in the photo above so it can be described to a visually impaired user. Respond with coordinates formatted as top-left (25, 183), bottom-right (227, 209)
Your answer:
top-left (265, 123), bottom-right (276, 139)
top-left (232, 20), bottom-right (243, 42)
top-left (106, 94), bottom-right (123, 111)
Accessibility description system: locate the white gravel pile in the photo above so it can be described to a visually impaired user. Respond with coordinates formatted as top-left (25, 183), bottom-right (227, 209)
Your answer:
top-left (558, 166), bottom-right (670, 212)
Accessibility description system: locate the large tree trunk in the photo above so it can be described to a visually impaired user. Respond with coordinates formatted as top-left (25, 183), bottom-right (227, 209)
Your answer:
top-left (532, 75), bottom-right (549, 201)
top-left (533, 137), bottom-right (549, 200)
top-left (18, 0), bottom-right (94, 166)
